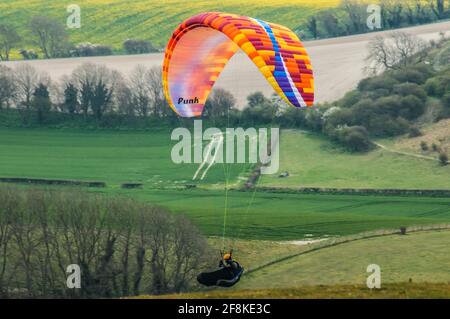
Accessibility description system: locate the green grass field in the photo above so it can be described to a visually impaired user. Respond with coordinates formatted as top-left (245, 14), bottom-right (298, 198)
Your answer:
top-left (1, 128), bottom-right (450, 240)
top-left (240, 230), bottom-right (450, 289)
top-left (0, 0), bottom-right (338, 54)
top-left (136, 282), bottom-right (450, 299)
top-left (260, 130), bottom-right (450, 189)
top-left (137, 230), bottom-right (450, 298)
top-left (106, 188), bottom-right (450, 240)
top-left (0, 128), bottom-right (250, 187)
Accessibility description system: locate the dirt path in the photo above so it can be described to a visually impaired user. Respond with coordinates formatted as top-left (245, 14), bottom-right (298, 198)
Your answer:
top-left (374, 142), bottom-right (439, 162)
top-left (2, 21), bottom-right (449, 107)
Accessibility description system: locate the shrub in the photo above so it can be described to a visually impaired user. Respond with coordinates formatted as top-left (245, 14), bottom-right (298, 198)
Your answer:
top-left (336, 125), bottom-right (371, 152)
top-left (338, 90), bottom-right (362, 108)
top-left (442, 93), bottom-right (450, 109)
top-left (399, 95), bottom-right (426, 120)
top-left (408, 126), bottom-right (422, 138)
top-left (393, 83), bottom-right (427, 101)
top-left (323, 107), bottom-right (353, 130)
top-left (391, 68), bottom-right (426, 84)
top-left (374, 96), bottom-right (402, 117)
top-left (71, 42), bottom-right (113, 57)
top-left (357, 76), bottom-right (398, 92)
top-left (424, 77), bottom-right (443, 96)
top-left (123, 39), bottom-right (157, 54)
top-left (19, 49), bottom-right (38, 59)
top-left (420, 141), bottom-right (429, 151)
top-left (391, 65), bottom-right (433, 84)
top-left (439, 152), bottom-right (449, 166)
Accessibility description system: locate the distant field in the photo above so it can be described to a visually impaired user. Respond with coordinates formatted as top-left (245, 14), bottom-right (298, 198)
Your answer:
top-left (100, 187), bottom-right (450, 240)
top-left (260, 130), bottom-right (450, 189)
top-left (0, 0), bottom-right (339, 51)
top-left (0, 128), bottom-right (251, 187)
top-left (1, 128), bottom-right (450, 240)
top-left (240, 230), bottom-right (450, 289)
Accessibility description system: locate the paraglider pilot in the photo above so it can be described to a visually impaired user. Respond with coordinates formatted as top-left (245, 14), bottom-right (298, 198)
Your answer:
top-left (197, 251), bottom-right (244, 287)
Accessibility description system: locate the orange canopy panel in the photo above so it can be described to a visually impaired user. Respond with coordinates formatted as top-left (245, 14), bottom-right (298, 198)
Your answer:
top-left (163, 12), bottom-right (314, 117)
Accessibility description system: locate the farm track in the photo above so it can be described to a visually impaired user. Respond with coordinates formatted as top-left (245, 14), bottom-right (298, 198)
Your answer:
top-left (374, 142), bottom-right (439, 162)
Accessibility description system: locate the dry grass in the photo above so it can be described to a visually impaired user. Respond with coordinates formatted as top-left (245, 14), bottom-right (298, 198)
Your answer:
top-left (383, 119), bottom-right (450, 156)
top-left (133, 282), bottom-right (450, 299)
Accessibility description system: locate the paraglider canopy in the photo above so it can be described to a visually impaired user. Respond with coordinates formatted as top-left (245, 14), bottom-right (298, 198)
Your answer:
top-left (163, 12), bottom-right (314, 117)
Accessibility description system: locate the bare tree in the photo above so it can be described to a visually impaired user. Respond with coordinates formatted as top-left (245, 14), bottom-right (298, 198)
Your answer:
top-left (115, 81), bottom-right (135, 117)
top-left (14, 64), bottom-right (50, 110)
top-left (129, 65), bottom-right (150, 117)
top-left (29, 16), bottom-right (68, 58)
top-left (146, 67), bottom-right (167, 118)
top-left (366, 32), bottom-right (427, 72)
top-left (0, 24), bottom-right (21, 61)
top-left (204, 87), bottom-right (236, 120)
top-left (0, 65), bottom-right (17, 109)
top-left (71, 63), bottom-right (122, 118)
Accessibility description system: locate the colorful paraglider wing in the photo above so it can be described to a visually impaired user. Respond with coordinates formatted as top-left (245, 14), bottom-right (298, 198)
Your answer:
top-left (163, 12), bottom-right (314, 117)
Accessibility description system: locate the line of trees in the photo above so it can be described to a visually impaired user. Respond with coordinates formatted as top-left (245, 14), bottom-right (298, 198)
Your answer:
top-left (0, 15), bottom-right (158, 61)
top-left (300, 0), bottom-right (450, 40)
top-left (0, 187), bottom-right (213, 298)
top-left (0, 63), bottom-right (176, 125)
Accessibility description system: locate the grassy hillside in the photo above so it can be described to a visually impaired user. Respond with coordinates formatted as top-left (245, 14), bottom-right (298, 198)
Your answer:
top-left (260, 130), bottom-right (450, 189)
top-left (240, 230), bottom-right (450, 289)
top-left (0, 0), bottom-right (338, 52)
top-left (135, 283), bottom-right (450, 298)
top-left (0, 128), bottom-right (251, 186)
top-left (103, 187), bottom-right (450, 239)
top-left (1, 128), bottom-right (450, 240)
top-left (379, 119), bottom-right (450, 158)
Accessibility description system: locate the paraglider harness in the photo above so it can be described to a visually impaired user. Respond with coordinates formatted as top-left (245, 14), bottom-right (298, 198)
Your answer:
top-left (197, 250), bottom-right (244, 287)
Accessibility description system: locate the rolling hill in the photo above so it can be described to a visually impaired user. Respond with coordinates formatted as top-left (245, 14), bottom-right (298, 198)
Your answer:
top-left (136, 230), bottom-right (450, 298)
top-left (0, 0), bottom-right (338, 50)
top-left (259, 129), bottom-right (450, 189)
top-left (1, 128), bottom-right (450, 240)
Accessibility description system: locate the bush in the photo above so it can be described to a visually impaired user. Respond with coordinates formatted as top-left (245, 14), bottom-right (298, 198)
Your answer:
top-left (408, 126), bottom-right (422, 138)
top-left (70, 42), bottom-right (113, 57)
top-left (393, 83), bottom-right (427, 101)
top-left (19, 49), bottom-right (39, 59)
top-left (420, 141), bottom-right (429, 151)
top-left (391, 65), bottom-right (433, 84)
top-left (424, 77), bottom-right (443, 96)
top-left (338, 90), bottom-right (362, 108)
top-left (399, 95), bottom-right (426, 120)
top-left (442, 93), bottom-right (450, 109)
top-left (439, 152), bottom-right (449, 166)
top-left (391, 69), bottom-right (425, 84)
top-left (431, 143), bottom-right (440, 152)
top-left (335, 125), bottom-right (371, 152)
top-left (357, 76), bottom-right (398, 92)
top-left (123, 39), bottom-right (157, 54)
top-left (323, 107), bottom-right (354, 130)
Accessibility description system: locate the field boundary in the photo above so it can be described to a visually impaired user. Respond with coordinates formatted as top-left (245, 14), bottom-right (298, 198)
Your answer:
top-left (0, 177), bottom-right (106, 188)
top-left (245, 224), bottom-right (450, 276)
top-left (241, 186), bottom-right (450, 197)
